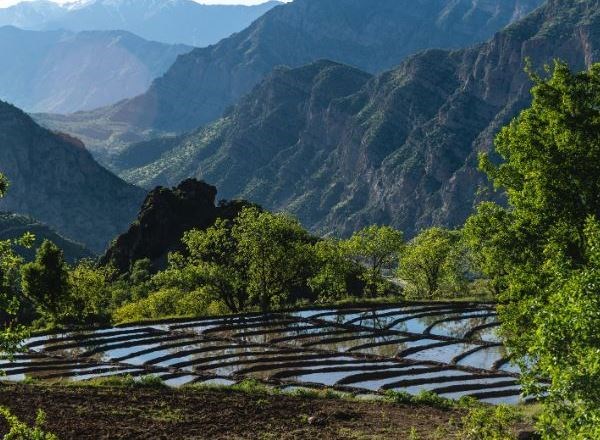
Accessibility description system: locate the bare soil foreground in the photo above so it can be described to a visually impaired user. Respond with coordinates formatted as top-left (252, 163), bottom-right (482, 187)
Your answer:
top-left (0, 383), bottom-right (475, 439)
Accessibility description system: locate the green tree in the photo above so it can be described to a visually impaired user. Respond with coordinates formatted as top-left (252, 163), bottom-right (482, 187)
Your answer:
top-left (343, 225), bottom-right (404, 297)
top-left (309, 239), bottom-right (358, 303)
top-left (179, 219), bottom-right (248, 313)
top-left (21, 240), bottom-right (69, 323)
top-left (398, 227), bottom-right (467, 297)
top-left (529, 218), bottom-right (600, 438)
top-left (67, 260), bottom-right (117, 324)
top-left (233, 207), bottom-right (314, 311)
top-left (0, 174), bottom-right (34, 354)
top-left (462, 203), bottom-right (516, 295)
top-left (466, 61), bottom-right (600, 437)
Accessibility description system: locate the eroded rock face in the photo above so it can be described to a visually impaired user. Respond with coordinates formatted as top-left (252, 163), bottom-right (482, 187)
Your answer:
top-left (121, 0), bottom-right (600, 238)
top-left (101, 179), bottom-right (251, 272)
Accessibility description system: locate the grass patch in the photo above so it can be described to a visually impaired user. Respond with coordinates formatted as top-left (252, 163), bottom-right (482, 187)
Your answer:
top-left (69, 374), bottom-right (166, 389)
top-left (384, 390), bottom-right (459, 409)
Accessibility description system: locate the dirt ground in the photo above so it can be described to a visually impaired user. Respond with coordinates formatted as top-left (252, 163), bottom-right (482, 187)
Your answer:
top-left (0, 383), bottom-right (471, 439)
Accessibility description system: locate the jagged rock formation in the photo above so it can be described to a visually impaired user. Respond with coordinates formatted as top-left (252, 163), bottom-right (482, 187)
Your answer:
top-left (119, 0), bottom-right (600, 238)
top-left (35, 0), bottom-right (542, 155)
top-left (0, 26), bottom-right (192, 113)
top-left (0, 212), bottom-right (95, 263)
top-left (0, 100), bottom-right (145, 253)
top-left (101, 179), bottom-right (251, 272)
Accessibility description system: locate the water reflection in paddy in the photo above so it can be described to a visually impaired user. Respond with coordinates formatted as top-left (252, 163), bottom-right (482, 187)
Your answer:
top-left (428, 315), bottom-right (497, 339)
top-left (403, 342), bottom-right (481, 363)
top-left (346, 369), bottom-right (468, 391)
top-left (456, 345), bottom-right (507, 371)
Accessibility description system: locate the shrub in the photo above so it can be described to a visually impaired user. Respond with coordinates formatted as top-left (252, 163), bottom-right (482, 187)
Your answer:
top-left (0, 407), bottom-right (58, 440)
top-left (460, 405), bottom-right (522, 440)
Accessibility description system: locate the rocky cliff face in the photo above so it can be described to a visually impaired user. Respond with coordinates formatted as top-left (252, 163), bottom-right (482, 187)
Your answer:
top-left (36, 0), bottom-right (543, 155)
top-left (101, 179), bottom-right (251, 272)
top-left (0, 100), bottom-right (145, 252)
top-left (120, 0), bottom-right (600, 238)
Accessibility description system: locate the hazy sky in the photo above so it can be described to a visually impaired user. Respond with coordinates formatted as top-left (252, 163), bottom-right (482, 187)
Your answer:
top-left (0, 0), bottom-right (290, 6)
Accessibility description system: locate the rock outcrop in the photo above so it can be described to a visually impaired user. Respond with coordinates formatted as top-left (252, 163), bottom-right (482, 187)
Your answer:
top-left (101, 179), bottom-right (251, 272)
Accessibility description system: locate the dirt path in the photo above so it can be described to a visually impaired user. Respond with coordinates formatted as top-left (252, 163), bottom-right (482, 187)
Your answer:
top-left (0, 384), bottom-right (465, 439)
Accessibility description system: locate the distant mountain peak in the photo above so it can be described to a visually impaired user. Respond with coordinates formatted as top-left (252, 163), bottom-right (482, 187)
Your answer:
top-left (0, 0), bottom-right (283, 46)
top-left (0, 26), bottom-right (193, 113)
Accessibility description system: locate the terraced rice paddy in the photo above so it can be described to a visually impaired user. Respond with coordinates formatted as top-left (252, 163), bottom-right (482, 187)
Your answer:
top-left (1, 302), bottom-right (525, 404)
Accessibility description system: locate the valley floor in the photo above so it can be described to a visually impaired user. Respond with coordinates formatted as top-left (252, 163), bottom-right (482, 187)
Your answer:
top-left (0, 383), bottom-right (470, 439)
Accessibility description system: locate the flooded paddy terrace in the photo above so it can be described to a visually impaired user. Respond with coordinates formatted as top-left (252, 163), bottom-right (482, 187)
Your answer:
top-left (1, 302), bottom-right (524, 404)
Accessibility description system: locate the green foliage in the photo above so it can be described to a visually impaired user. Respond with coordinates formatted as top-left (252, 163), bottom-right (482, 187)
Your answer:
top-left (308, 239), bottom-right (360, 303)
top-left (21, 240), bottom-right (70, 323)
top-left (398, 227), bottom-right (468, 298)
top-left (230, 379), bottom-right (274, 395)
top-left (529, 218), bottom-right (600, 439)
top-left (0, 233), bottom-right (33, 354)
top-left (462, 202), bottom-right (516, 296)
top-left (233, 207), bottom-right (315, 311)
top-left (460, 405), bottom-right (522, 440)
top-left (113, 286), bottom-right (222, 323)
top-left (80, 374), bottom-right (165, 389)
top-left (0, 407), bottom-right (58, 440)
top-left (0, 174), bottom-right (33, 354)
top-left (343, 225), bottom-right (404, 297)
top-left (179, 219), bottom-right (248, 312)
top-left (467, 61), bottom-right (600, 438)
top-left (66, 261), bottom-right (117, 324)
top-left (114, 207), bottom-right (323, 321)
top-left (383, 390), bottom-right (454, 409)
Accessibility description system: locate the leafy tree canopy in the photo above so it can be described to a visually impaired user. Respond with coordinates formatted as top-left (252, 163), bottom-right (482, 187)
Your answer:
top-left (467, 61), bottom-right (600, 438)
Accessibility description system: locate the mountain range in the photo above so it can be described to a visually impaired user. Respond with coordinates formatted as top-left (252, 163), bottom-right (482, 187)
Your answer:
top-left (114, 0), bottom-right (600, 239)
top-left (35, 0), bottom-right (544, 157)
top-left (0, 0), bottom-right (281, 47)
top-left (0, 100), bottom-right (145, 253)
top-left (0, 26), bottom-right (192, 113)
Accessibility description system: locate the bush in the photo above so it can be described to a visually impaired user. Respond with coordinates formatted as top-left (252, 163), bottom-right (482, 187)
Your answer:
top-left (0, 407), bottom-right (58, 440)
top-left (460, 405), bottom-right (522, 440)
top-left (112, 287), bottom-right (222, 323)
